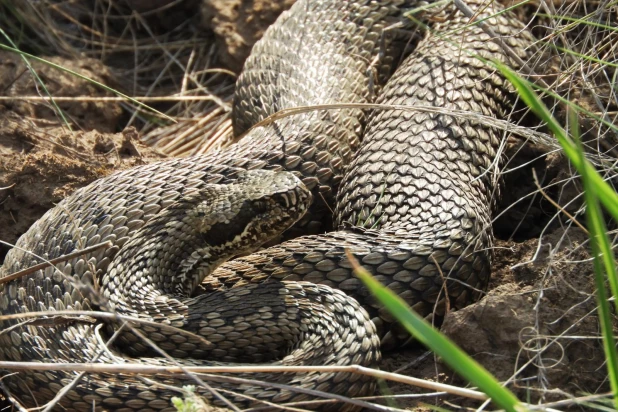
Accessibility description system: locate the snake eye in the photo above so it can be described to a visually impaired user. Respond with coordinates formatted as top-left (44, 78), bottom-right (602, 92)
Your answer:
top-left (273, 193), bottom-right (291, 209)
top-left (253, 200), bottom-right (270, 213)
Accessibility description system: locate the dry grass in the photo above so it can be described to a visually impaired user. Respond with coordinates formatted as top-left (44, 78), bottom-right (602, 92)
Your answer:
top-left (0, 0), bottom-right (617, 411)
top-left (0, 0), bottom-right (237, 154)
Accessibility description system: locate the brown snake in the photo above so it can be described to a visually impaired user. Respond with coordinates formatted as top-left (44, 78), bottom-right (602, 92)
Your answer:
top-left (0, 0), bottom-right (535, 410)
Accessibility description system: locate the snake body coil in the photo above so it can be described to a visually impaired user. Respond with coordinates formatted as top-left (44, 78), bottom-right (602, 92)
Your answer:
top-left (0, 0), bottom-right (534, 410)
top-left (213, 0), bottom-right (535, 347)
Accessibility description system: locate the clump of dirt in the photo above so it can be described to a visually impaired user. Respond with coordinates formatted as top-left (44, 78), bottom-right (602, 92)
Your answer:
top-left (377, 224), bottom-right (604, 410)
top-left (200, 0), bottom-right (296, 72)
top-left (0, 1), bottom-right (614, 411)
top-left (442, 226), bottom-right (604, 404)
top-left (0, 46), bottom-right (166, 264)
top-left (0, 51), bottom-right (123, 132)
top-left (0, 114), bottom-right (165, 263)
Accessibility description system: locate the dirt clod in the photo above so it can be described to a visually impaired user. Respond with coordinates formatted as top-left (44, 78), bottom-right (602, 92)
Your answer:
top-left (0, 116), bottom-right (165, 263)
top-left (442, 227), bottom-right (605, 404)
top-left (0, 1), bottom-right (615, 410)
top-left (200, 0), bottom-right (296, 72)
top-left (0, 51), bottom-right (122, 133)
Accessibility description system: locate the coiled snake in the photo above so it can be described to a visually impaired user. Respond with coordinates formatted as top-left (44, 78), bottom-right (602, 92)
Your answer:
top-left (0, 0), bottom-right (534, 410)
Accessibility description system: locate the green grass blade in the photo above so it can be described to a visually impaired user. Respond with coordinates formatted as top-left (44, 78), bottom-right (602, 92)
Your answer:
top-left (570, 110), bottom-right (618, 410)
top-left (495, 61), bottom-right (618, 407)
top-left (545, 43), bottom-right (618, 68)
top-left (0, 43), bottom-right (175, 123)
top-left (348, 251), bottom-right (527, 412)
top-left (405, 7), bottom-right (618, 139)
top-left (494, 61), bottom-right (618, 228)
top-left (443, 0), bottom-right (531, 37)
top-left (536, 13), bottom-right (618, 33)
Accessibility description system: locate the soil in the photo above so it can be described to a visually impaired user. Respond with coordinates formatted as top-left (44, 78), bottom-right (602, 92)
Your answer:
top-left (0, 0), bottom-right (613, 411)
top-left (0, 50), bottom-right (166, 261)
top-left (200, 0), bottom-right (296, 72)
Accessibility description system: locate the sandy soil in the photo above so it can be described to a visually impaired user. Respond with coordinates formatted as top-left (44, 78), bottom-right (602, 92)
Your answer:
top-left (0, 51), bottom-right (166, 263)
top-left (201, 0), bottom-right (297, 72)
top-left (0, 0), bottom-right (612, 410)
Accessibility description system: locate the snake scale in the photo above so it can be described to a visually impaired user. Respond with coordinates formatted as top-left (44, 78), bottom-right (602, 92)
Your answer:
top-left (0, 0), bottom-right (534, 410)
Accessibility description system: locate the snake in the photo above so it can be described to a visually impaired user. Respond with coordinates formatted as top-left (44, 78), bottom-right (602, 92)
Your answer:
top-left (0, 0), bottom-right (535, 410)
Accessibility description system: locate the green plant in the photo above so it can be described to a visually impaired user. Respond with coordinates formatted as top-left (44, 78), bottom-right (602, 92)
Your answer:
top-left (171, 386), bottom-right (209, 412)
top-left (352, 45), bottom-right (618, 412)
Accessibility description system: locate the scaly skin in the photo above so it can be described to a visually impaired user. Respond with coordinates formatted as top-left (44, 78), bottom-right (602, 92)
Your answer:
top-left (0, 0), bottom-right (537, 410)
top-left (0, 1), bottom-right (411, 410)
top-left (211, 0), bottom-right (536, 349)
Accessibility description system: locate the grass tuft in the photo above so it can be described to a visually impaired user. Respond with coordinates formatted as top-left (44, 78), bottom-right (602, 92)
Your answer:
top-left (348, 250), bottom-right (528, 412)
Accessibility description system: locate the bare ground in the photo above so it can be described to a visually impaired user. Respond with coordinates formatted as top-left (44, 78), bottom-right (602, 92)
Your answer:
top-left (0, 0), bottom-right (614, 410)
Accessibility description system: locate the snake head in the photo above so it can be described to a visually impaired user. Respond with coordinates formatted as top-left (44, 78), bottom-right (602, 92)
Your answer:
top-left (166, 169), bottom-right (313, 295)
top-left (198, 169), bottom-right (312, 258)
top-left (102, 170), bottom-right (312, 300)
